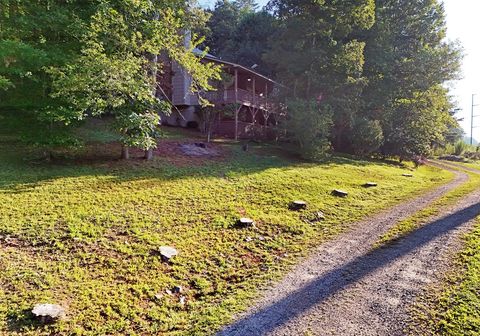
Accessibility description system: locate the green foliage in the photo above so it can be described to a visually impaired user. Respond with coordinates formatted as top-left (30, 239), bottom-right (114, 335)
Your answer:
top-left (0, 1), bottom-right (96, 149)
top-left (49, 0), bottom-right (220, 151)
top-left (202, 1), bottom-right (275, 75)
top-left (115, 111), bottom-right (163, 150)
top-left (361, 0), bottom-right (462, 159)
top-left (265, 0), bottom-right (375, 151)
top-left (0, 130), bottom-right (452, 335)
top-left (286, 99), bottom-right (333, 160)
top-left (350, 117), bottom-right (384, 156)
top-left (453, 140), bottom-right (468, 156)
top-left (380, 86), bottom-right (457, 159)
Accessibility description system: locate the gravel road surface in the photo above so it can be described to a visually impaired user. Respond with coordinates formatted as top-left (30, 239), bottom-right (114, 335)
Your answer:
top-left (219, 163), bottom-right (479, 336)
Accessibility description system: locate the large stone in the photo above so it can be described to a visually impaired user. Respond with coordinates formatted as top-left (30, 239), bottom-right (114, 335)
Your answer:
top-left (332, 189), bottom-right (348, 197)
top-left (236, 217), bottom-right (255, 228)
top-left (289, 200), bottom-right (307, 211)
top-left (363, 182), bottom-right (378, 188)
top-left (32, 303), bottom-right (66, 322)
top-left (159, 246), bottom-right (178, 261)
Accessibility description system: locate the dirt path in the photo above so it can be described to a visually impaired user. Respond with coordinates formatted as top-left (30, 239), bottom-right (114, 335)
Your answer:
top-left (219, 163), bottom-right (480, 336)
top-left (431, 159), bottom-right (480, 174)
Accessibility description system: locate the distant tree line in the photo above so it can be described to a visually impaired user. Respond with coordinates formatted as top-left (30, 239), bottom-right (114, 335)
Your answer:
top-left (205, 0), bottom-right (463, 160)
top-left (0, 0), bottom-right (463, 161)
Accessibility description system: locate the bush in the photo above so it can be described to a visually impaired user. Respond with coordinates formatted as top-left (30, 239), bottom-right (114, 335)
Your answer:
top-left (453, 140), bottom-right (468, 155)
top-left (286, 99), bottom-right (333, 160)
top-left (350, 117), bottom-right (384, 156)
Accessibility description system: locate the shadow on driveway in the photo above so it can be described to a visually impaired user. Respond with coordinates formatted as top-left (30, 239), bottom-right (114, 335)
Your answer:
top-left (220, 201), bottom-right (480, 335)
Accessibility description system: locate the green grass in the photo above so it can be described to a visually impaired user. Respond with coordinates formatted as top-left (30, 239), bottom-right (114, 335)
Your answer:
top-left (451, 161), bottom-right (480, 171)
top-left (429, 220), bottom-right (480, 335)
top-left (411, 219), bottom-right (480, 336)
top-left (0, 123), bottom-right (454, 335)
top-left (377, 171), bottom-right (480, 246)
top-left (378, 163), bottom-right (480, 335)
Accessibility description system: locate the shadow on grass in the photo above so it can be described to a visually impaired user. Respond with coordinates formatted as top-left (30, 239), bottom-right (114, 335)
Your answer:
top-left (219, 202), bottom-right (480, 335)
top-left (0, 137), bottom-right (402, 194)
top-left (6, 309), bottom-right (53, 334)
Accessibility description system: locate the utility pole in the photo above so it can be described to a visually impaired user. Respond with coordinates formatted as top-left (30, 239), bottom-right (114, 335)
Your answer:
top-left (471, 94), bottom-right (480, 145)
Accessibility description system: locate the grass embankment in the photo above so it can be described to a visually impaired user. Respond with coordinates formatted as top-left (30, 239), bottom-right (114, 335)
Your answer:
top-left (0, 123), bottom-right (453, 335)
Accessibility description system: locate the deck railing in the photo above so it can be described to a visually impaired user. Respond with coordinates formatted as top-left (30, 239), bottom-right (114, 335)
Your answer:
top-left (203, 89), bottom-right (272, 110)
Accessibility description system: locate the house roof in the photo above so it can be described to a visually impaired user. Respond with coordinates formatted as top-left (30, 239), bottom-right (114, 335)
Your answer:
top-left (192, 48), bottom-right (281, 86)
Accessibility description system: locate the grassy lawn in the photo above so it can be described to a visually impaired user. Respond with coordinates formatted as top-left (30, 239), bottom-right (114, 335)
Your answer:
top-left (414, 219), bottom-right (480, 336)
top-left (377, 171), bottom-right (480, 246)
top-left (0, 118), bottom-right (454, 335)
top-left (403, 165), bottom-right (480, 335)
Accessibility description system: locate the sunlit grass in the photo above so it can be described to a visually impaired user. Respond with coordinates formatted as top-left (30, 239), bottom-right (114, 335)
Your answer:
top-left (377, 171), bottom-right (480, 246)
top-left (0, 128), bottom-right (454, 335)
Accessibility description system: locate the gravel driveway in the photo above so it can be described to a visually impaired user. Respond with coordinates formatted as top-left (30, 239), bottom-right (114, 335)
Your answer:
top-left (219, 162), bottom-right (480, 336)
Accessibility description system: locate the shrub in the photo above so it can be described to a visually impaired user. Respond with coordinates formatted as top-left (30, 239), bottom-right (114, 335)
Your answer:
top-left (453, 140), bottom-right (468, 155)
top-left (350, 117), bottom-right (384, 156)
top-left (286, 99), bottom-right (333, 160)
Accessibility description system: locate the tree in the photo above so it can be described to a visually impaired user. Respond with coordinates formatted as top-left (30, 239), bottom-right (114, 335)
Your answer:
top-left (203, 0), bottom-right (247, 58)
top-left (265, 0), bottom-right (375, 153)
top-left (381, 85), bottom-right (457, 159)
top-left (361, 0), bottom-right (462, 159)
top-left (0, 1), bottom-right (97, 152)
top-left (350, 117), bottom-right (384, 156)
top-left (226, 11), bottom-right (277, 76)
top-left (50, 0), bottom-right (220, 159)
top-left (285, 99), bottom-right (333, 160)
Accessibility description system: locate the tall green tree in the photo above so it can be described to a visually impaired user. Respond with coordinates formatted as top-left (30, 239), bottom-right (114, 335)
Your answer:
top-left (202, 1), bottom-right (276, 75)
top-left (361, 0), bottom-right (462, 158)
top-left (0, 1), bottom-right (97, 151)
top-left (226, 10), bottom-right (277, 76)
top-left (265, 0), bottom-right (376, 153)
top-left (0, 1), bottom-right (95, 108)
top-left (50, 0), bottom-right (220, 159)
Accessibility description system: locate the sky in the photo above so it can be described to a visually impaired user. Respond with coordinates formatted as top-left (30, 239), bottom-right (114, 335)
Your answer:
top-left (200, 0), bottom-right (480, 139)
top-left (442, 0), bottom-right (480, 141)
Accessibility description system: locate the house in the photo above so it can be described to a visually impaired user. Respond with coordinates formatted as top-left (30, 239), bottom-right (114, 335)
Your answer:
top-left (158, 36), bottom-right (283, 140)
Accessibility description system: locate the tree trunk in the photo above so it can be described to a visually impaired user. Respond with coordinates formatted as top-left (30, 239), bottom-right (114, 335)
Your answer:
top-left (144, 148), bottom-right (154, 160)
top-left (121, 145), bottom-right (130, 160)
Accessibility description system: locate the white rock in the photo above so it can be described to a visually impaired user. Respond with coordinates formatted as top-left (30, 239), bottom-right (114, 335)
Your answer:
top-left (237, 218), bottom-right (255, 227)
top-left (32, 303), bottom-right (66, 320)
top-left (290, 200), bottom-right (307, 210)
top-left (159, 246), bottom-right (178, 260)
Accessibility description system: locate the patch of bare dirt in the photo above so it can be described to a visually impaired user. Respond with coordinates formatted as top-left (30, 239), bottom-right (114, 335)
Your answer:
top-left (219, 163), bottom-right (480, 336)
top-left (149, 140), bottom-right (227, 166)
top-left (49, 140), bottom-right (229, 168)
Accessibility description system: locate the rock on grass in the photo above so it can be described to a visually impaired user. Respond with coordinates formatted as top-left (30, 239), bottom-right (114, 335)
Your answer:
top-left (32, 303), bottom-right (66, 323)
top-left (289, 200), bottom-right (307, 211)
top-left (236, 218), bottom-right (255, 228)
top-left (159, 246), bottom-right (178, 261)
top-left (332, 189), bottom-right (348, 197)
